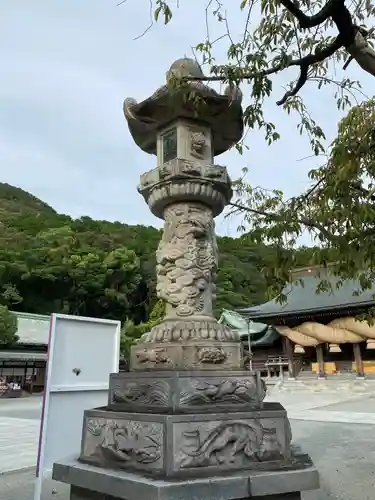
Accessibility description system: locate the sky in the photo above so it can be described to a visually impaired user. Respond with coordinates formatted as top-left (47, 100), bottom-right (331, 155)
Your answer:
top-left (1, 0), bottom-right (374, 237)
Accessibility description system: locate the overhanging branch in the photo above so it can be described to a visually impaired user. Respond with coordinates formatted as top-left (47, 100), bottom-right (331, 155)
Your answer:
top-left (279, 0), bottom-right (344, 29)
top-left (279, 0), bottom-right (375, 79)
top-left (276, 36), bottom-right (343, 105)
top-left (228, 201), bottom-right (334, 240)
top-left (183, 37), bottom-right (344, 104)
top-left (182, 0), bottom-right (375, 102)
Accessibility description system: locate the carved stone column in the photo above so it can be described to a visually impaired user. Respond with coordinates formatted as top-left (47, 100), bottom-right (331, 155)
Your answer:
top-left (52, 58), bottom-right (319, 500)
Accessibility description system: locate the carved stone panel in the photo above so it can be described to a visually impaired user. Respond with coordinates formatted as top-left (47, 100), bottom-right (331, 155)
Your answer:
top-left (139, 159), bottom-right (230, 192)
top-left (140, 318), bottom-right (237, 343)
top-left (181, 341), bottom-right (242, 370)
top-left (81, 416), bottom-right (164, 474)
top-left (130, 342), bottom-right (182, 371)
top-left (111, 379), bottom-right (170, 408)
top-left (138, 162), bottom-right (232, 219)
top-left (79, 406), bottom-right (294, 478)
top-left (130, 341), bottom-right (242, 371)
top-left (178, 376), bottom-right (266, 410)
top-left (132, 345), bottom-right (174, 369)
top-left (108, 371), bottom-right (266, 413)
top-left (173, 417), bottom-right (291, 474)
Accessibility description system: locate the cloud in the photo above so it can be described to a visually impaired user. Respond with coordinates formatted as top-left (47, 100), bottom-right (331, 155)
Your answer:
top-left (0, 0), bottom-right (372, 237)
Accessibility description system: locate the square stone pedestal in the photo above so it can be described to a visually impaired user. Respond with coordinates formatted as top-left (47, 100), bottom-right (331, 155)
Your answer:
top-left (53, 454), bottom-right (319, 500)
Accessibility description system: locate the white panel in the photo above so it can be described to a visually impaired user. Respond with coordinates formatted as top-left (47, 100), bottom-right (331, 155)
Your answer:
top-left (34, 314), bottom-right (120, 500)
top-left (42, 390), bottom-right (108, 472)
top-left (49, 316), bottom-right (119, 389)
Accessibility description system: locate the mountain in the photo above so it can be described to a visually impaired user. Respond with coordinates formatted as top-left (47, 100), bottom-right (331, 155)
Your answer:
top-left (0, 183), bottom-right (56, 214)
top-left (0, 183), bottom-right (68, 247)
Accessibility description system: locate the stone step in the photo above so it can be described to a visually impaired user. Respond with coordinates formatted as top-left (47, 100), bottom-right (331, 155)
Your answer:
top-left (281, 383), bottom-right (373, 387)
top-left (290, 378), bottom-right (368, 383)
top-left (282, 381), bottom-right (367, 384)
top-left (280, 388), bottom-right (374, 393)
top-left (298, 372), bottom-right (359, 380)
top-left (277, 380), bottom-right (375, 393)
top-left (277, 374), bottom-right (375, 389)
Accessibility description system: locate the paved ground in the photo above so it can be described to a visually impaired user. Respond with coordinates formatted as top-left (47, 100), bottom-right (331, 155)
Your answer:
top-left (0, 397), bottom-right (41, 475)
top-left (321, 396), bottom-right (375, 413)
top-left (0, 396), bottom-right (41, 420)
top-left (0, 470), bottom-right (69, 500)
top-left (1, 390), bottom-right (375, 499)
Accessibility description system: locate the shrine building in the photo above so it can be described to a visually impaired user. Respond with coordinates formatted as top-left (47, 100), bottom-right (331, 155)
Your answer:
top-left (235, 265), bottom-right (375, 379)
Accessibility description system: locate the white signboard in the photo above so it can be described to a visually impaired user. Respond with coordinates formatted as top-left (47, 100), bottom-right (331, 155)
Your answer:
top-left (34, 313), bottom-right (121, 500)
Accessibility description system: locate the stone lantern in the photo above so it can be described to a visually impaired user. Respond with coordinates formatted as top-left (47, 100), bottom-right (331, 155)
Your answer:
top-left (52, 58), bottom-right (319, 500)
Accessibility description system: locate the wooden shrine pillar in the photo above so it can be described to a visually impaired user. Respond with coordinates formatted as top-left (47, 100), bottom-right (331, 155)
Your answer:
top-left (23, 362), bottom-right (28, 390)
top-left (284, 337), bottom-right (296, 379)
top-left (316, 344), bottom-right (325, 378)
top-left (278, 357), bottom-right (284, 379)
top-left (353, 343), bottom-right (365, 378)
top-left (30, 364), bottom-right (35, 394)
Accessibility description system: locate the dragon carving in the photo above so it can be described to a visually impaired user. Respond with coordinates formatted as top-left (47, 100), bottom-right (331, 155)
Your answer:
top-left (179, 378), bottom-right (265, 407)
top-left (180, 420), bottom-right (284, 467)
top-left (156, 202), bottom-right (218, 317)
top-left (87, 420), bottom-right (161, 465)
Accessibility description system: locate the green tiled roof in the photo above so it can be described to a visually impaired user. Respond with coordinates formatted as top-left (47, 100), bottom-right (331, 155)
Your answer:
top-left (219, 309), bottom-right (279, 346)
top-left (12, 311), bottom-right (50, 345)
top-left (238, 274), bottom-right (375, 321)
top-left (240, 327), bottom-right (280, 346)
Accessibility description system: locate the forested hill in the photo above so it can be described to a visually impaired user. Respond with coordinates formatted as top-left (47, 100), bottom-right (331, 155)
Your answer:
top-left (0, 182), bottom-right (312, 325)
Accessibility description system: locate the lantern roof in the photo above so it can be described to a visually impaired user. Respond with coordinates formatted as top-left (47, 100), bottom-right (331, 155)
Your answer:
top-left (123, 58), bottom-right (243, 157)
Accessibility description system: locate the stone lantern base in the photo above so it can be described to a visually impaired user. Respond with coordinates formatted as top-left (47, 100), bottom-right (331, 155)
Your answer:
top-left (75, 372), bottom-right (295, 478)
top-left (52, 370), bottom-right (319, 499)
top-left (53, 452), bottom-right (319, 500)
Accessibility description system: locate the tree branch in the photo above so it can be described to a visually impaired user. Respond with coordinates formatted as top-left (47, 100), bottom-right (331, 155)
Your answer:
top-left (279, 0), bottom-right (355, 43)
top-left (228, 201), bottom-right (334, 240)
top-left (280, 0), bottom-right (375, 79)
top-left (276, 36), bottom-right (343, 105)
top-left (184, 36), bottom-right (344, 104)
top-left (275, 0), bottom-right (361, 101)
top-left (178, 0), bottom-right (375, 103)
top-left (279, 0), bottom-right (344, 29)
